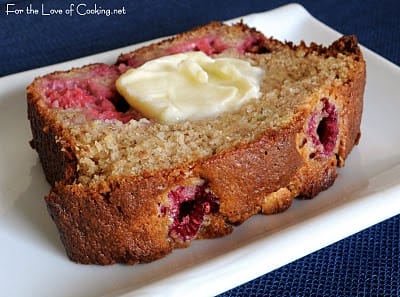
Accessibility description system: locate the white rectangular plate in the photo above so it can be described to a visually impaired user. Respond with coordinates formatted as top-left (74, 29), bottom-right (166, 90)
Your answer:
top-left (1, 4), bottom-right (399, 297)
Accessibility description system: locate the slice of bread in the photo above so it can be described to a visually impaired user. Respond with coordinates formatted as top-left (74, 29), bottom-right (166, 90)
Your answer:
top-left (27, 22), bottom-right (366, 265)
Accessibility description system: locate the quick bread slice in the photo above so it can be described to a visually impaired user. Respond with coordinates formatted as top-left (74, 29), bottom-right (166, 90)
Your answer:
top-left (27, 22), bottom-right (365, 265)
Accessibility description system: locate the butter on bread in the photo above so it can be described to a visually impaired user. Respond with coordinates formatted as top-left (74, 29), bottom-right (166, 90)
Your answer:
top-left (27, 21), bottom-right (365, 265)
top-left (116, 51), bottom-right (265, 123)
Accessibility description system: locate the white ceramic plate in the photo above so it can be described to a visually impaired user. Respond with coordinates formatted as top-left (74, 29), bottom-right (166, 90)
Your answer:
top-left (1, 3), bottom-right (399, 297)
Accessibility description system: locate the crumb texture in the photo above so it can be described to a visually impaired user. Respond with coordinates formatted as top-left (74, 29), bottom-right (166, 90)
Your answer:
top-left (35, 48), bottom-right (357, 186)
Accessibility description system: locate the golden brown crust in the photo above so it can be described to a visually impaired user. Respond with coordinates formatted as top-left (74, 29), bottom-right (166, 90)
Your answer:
top-left (336, 55), bottom-right (366, 165)
top-left (46, 173), bottom-right (175, 265)
top-left (27, 84), bottom-right (78, 185)
top-left (196, 124), bottom-right (303, 224)
top-left (27, 22), bottom-right (366, 265)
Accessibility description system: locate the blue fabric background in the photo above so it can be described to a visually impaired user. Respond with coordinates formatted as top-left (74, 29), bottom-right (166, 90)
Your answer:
top-left (1, 0), bottom-right (399, 296)
top-left (1, 0), bottom-right (399, 77)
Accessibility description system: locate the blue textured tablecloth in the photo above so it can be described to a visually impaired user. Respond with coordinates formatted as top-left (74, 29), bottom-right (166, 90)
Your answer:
top-left (1, 0), bottom-right (399, 296)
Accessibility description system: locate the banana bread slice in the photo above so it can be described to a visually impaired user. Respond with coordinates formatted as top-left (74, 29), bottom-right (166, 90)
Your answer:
top-left (27, 22), bottom-right (365, 265)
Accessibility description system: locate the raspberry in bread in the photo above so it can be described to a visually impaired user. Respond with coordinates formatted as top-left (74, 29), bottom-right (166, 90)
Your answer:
top-left (27, 22), bottom-right (366, 265)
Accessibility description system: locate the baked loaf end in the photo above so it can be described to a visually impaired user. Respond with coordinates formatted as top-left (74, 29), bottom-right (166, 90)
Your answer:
top-left (27, 22), bottom-right (365, 265)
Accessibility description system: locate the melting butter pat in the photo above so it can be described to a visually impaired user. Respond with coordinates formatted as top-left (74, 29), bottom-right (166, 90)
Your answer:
top-left (116, 51), bottom-right (265, 124)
